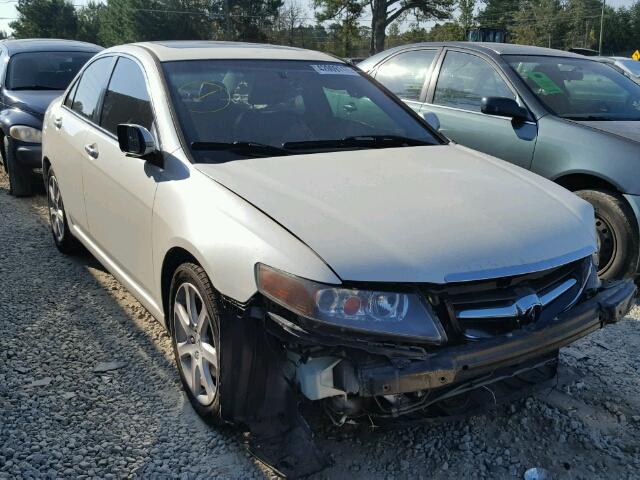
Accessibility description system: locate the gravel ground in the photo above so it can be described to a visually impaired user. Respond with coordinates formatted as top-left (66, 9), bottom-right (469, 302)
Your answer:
top-left (0, 169), bottom-right (639, 480)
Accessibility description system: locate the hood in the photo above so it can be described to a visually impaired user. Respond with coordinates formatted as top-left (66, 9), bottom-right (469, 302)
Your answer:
top-left (196, 145), bottom-right (596, 284)
top-left (573, 120), bottom-right (640, 143)
top-left (2, 89), bottom-right (63, 118)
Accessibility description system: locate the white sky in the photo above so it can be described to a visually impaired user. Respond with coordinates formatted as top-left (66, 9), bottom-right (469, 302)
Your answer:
top-left (0, 0), bottom-right (637, 37)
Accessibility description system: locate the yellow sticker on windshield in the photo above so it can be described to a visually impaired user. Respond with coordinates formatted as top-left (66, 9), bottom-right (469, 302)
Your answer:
top-left (525, 71), bottom-right (563, 95)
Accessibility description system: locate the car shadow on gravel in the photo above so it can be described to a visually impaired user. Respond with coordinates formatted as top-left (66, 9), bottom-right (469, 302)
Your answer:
top-left (0, 179), bottom-right (272, 479)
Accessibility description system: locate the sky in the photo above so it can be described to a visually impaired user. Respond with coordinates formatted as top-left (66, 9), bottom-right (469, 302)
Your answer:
top-left (0, 0), bottom-right (637, 36)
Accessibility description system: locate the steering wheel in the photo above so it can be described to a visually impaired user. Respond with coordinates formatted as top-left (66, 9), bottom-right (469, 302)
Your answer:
top-left (178, 80), bottom-right (231, 114)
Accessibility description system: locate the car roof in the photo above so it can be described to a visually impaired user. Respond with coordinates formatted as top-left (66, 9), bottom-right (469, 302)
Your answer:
top-left (373, 42), bottom-right (586, 59)
top-left (0, 38), bottom-right (102, 55)
top-left (132, 41), bottom-right (341, 63)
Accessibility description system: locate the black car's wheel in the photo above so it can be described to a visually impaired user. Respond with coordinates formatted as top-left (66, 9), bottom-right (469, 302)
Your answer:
top-left (169, 263), bottom-right (227, 424)
top-left (576, 189), bottom-right (639, 279)
top-left (5, 137), bottom-right (33, 196)
top-left (46, 166), bottom-right (79, 254)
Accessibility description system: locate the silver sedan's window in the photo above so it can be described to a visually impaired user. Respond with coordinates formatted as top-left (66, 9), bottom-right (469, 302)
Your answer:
top-left (162, 60), bottom-right (440, 163)
top-left (374, 49), bottom-right (437, 101)
top-left (507, 55), bottom-right (640, 120)
top-left (433, 51), bottom-right (514, 112)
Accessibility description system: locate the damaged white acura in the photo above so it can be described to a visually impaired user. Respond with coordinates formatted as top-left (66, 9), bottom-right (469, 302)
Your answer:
top-left (42, 41), bottom-right (636, 477)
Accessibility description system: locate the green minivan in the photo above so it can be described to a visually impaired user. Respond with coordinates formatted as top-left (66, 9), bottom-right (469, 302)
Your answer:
top-left (360, 43), bottom-right (640, 280)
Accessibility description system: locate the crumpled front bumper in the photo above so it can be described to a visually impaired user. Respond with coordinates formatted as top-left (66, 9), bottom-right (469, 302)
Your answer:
top-left (358, 279), bottom-right (636, 397)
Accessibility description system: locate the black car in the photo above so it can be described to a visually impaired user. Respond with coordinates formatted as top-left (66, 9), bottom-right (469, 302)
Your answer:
top-left (0, 39), bottom-right (102, 196)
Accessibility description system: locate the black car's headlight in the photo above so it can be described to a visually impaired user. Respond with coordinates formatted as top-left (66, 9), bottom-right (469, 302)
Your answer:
top-left (256, 264), bottom-right (446, 343)
top-left (9, 125), bottom-right (42, 144)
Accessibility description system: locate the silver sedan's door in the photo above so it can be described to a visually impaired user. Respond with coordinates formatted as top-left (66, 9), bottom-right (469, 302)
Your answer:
top-left (422, 50), bottom-right (537, 169)
top-left (81, 56), bottom-right (159, 295)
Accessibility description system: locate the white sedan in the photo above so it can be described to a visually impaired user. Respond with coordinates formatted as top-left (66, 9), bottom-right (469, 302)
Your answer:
top-left (42, 41), bottom-right (636, 477)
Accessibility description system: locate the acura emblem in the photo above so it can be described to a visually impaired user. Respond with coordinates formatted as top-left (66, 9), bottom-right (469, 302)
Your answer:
top-left (514, 293), bottom-right (542, 325)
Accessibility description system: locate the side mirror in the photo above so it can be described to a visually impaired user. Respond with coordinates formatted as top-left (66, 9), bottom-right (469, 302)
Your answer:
top-left (422, 111), bottom-right (440, 131)
top-left (481, 97), bottom-right (529, 121)
top-left (117, 124), bottom-right (162, 166)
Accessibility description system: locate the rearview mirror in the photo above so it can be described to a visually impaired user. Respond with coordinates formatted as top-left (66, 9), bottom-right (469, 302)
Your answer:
top-left (481, 97), bottom-right (529, 121)
top-left (117, 124), bottom-right (162, 166)
top-left (422, 111), bottom-right (440, 131)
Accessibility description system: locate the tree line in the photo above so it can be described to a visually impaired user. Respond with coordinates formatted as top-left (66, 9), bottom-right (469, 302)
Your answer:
top-left (8, 0), bottom-right (640, 57)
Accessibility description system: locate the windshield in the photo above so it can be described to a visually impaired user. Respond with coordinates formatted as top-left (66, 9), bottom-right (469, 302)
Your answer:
top-left (6, 51), bottom-right (95, 91)
top-left (506, 55), bottom-right (640, 121)
top-left (619, 59), bottom-right (640, 76)
top-left (162, 60), bottom-right (440, 163)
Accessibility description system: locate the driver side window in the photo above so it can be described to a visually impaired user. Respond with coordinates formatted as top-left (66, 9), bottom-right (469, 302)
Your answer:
top-left (433, 51), bottom-right (514, 112)
top-left (99, 57), bottom-right (153, 136)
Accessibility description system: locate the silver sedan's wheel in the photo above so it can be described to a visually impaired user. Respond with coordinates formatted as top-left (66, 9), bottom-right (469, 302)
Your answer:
top-left (173, 282), bottom-right (218, 405)
top-left (48, 175), bottom-right (65, 243)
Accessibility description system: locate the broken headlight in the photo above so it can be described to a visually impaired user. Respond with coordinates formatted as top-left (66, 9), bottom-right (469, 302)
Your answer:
top-left (256, 264), bottom-right (446, 343)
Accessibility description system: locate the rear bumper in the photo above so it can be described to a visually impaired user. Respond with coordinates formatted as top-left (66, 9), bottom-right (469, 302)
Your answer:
top-left (358, 279), bottom-right (636, 397)
top-left (14, 143), bottom-right (42, 169)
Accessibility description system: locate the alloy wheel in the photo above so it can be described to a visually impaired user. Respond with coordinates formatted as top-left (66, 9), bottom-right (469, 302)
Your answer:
top-left (173, 282), bottom-right (218, 405)
top-left (48, 175), bottom-right (65, 243)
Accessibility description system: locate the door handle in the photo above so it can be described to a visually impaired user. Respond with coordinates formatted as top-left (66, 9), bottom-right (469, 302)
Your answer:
top-left (84, 143), bottom-right (99, 159)
top-left (53, 117), bottom-right (62, 129)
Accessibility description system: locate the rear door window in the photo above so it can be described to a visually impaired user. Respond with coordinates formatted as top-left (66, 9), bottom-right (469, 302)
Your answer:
top-left (71, 57), bottom-right (114, 122)
top-left (375, 50), bottom-right (438, 101)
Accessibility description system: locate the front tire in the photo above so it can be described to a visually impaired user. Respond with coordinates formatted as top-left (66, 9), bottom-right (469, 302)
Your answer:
top-left (169, 263), bottom-right (225, 424)
top-left (46, 166), bottom-right (79, 254)
top-left (5, 137), bottom-right (32, 197)
top-left (576, 189), bottom-right (639, 280)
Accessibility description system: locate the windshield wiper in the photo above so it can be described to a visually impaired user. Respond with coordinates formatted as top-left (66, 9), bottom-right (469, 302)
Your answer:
top-left (191, 141), bottom-right (290, 157)
top-left (10, 85), bottom-right (60, 91)
top-left (283, 135), bottom-right (432, 151)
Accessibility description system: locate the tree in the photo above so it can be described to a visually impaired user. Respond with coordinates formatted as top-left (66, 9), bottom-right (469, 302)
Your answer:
top-left (314, 0), bottom-right (364, 56)
top-left (428, 20), bottom-right (464, 40)
top-left (98, 0), bottom-right (213, 46)
top-left (76, 1), bottom-right (104, 44)
top-left (10, 0), bottom-right (77, 39)
top-left (369, 0), bottom-right (454, 54)
top-left (458, 0), bottom-right (475, 31)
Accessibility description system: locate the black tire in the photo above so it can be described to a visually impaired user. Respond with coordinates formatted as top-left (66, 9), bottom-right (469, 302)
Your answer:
top-left (169, 263), bottom-right (226, 424)
top-left (46, 166), bottom-right (80, 254)
top-left (5, 137), bottom-right (33, 196)
top-left (576, 189), bottom-right (639, 280)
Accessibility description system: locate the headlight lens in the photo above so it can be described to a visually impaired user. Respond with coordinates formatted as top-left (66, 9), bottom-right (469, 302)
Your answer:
top-left (256, 264), bottom-right (446, 343)
top-left (9, 125), bottom-right (42, 144)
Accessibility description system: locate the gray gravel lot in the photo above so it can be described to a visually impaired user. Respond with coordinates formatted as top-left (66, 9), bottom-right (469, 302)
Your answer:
top-left (0, 170), bottom-right (639, 480)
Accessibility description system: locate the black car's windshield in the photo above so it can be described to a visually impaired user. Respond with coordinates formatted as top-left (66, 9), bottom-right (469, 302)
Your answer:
top-left (506, 55), bottom-right (640, 121)
top-left (6, 51), bottom-right (95, 91)
top-left (162, 60), bottom-right (440, 162)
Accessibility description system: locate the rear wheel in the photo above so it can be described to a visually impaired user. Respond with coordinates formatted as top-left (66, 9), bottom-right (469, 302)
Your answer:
top-left (46, 166), bottom-right (79, 254)
top-left (169, 263), bottom-right (225, 424)
top-left (576, 189), bottom-right (639, 279)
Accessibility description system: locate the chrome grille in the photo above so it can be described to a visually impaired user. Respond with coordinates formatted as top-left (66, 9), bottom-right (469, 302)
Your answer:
top-left (434, 257), bottom-right (592, 340)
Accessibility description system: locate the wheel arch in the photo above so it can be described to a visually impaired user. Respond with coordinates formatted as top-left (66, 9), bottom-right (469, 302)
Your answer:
top-left (160, 246), bottom-right (201, 331)
top-left (554, 172), bottom-right (622, 194)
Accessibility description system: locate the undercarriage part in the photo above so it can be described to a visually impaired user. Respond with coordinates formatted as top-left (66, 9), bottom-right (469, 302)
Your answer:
top-left (294, 355), bottom-right (359, 400)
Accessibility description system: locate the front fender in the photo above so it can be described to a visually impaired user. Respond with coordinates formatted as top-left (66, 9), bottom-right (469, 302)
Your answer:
top-left (0, 107), bottom-right (42, 136)
top-left (533, 116), bottom-right (640, 196)
top-left (152, 155), bottom-right (341, 310)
